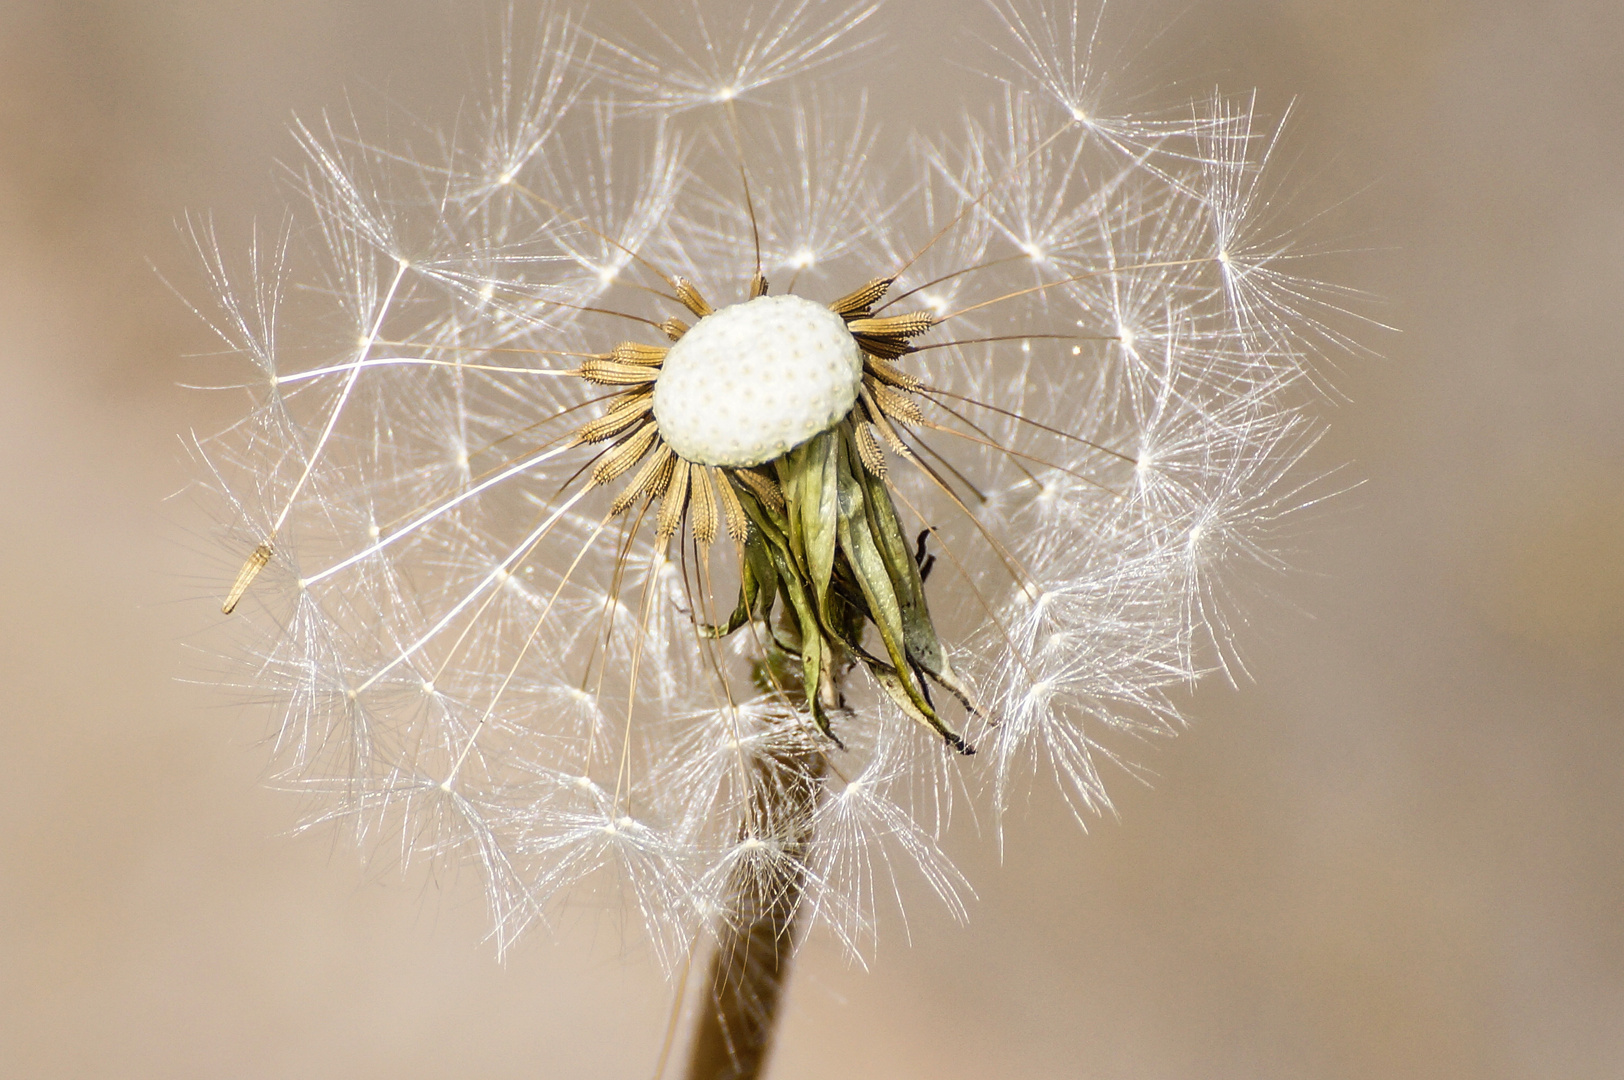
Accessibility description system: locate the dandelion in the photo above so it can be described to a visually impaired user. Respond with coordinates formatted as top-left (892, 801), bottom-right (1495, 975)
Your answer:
top-left (191, 1), bottom-right (1342, 1075)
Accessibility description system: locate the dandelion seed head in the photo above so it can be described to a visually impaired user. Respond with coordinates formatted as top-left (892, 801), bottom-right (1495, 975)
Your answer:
top-left (191, 0), bottom-right (1349, 963)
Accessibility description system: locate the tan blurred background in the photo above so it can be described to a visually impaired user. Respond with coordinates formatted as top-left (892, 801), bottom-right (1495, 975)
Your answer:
top-left (2, 1), bottom-right (1620, 1077)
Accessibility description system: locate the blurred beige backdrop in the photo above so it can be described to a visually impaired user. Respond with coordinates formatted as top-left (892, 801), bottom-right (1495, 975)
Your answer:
top-left (2, 1), bottom-right (1620, 1077)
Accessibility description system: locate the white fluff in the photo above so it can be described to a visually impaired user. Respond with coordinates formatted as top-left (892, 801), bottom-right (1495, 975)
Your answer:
top-left (190, 0), bottom-right (1345, 964)
top-left (653, 294), bottom-right (863, 466)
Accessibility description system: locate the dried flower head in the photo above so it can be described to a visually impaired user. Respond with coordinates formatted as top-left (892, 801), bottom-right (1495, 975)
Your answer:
top-left (192, 0), bottom-right (1337, 970)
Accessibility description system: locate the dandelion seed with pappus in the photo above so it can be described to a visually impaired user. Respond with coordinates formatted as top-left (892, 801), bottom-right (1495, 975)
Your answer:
top-left (191, 1), bottom-right (1348, 1075)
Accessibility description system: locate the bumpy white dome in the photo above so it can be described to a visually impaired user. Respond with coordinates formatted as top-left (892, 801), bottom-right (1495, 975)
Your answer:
top-left (653, 294), bottom-right (863, 467)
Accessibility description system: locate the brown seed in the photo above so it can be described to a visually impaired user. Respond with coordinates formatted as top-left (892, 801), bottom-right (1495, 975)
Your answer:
top-left (222, 541), bottom-right (273, 615)
top-left (673, 277), bottom-right (714, 318)
top-left (611, 341), bottom-right (669, 365)
top-left (854, 421), bottom-right (887, 477)
top-left (846, 311), bottom-right (935, 339)
top-left (573, 391), bottom-right (654, 444)
top-left (712, 468), bottom-right (750, 543)
top-left (829, 277), bottom-right (892, 317)
top-left (732, 468), bottom-right (785, 511)
top-left (861, 384), bottom-right (916, 459)
top-left (658, 459), bottom-right (691, 538)
top-left (864, 357), bottom-right (923, 391)
top-left (690, 464), bottom-right (718, 547)
top-left (610, 444), bottom-right (675, 516)
top-left (592, 422), bottom-right (659, 485)
top-left (867, 378), bottom-right (924, 423)
top-left (577, 359), bottom-right (661, 386)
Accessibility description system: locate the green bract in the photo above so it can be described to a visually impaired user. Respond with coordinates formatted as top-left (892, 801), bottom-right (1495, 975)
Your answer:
top-left (710, 423), bottom-right (976, 752)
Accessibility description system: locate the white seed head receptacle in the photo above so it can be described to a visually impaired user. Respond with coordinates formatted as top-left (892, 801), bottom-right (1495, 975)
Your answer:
top-left (653, 294), bottom-right (863, 467)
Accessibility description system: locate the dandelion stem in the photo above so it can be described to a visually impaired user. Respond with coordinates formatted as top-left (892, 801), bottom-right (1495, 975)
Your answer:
top-left (682, 661), bottom-right (833, 1080)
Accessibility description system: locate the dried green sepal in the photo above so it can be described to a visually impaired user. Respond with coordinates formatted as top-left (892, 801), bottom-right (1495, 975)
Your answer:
top-left (836, 430), bottom-right (971, 749)
top-left (706, 419), bottom-right (973, 753)
top-left (777, 430), bottom-right (839, 604)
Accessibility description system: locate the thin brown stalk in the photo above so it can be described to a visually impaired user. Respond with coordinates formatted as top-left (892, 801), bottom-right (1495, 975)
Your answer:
top-left (682, 669), bottom-right (833, 1080)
